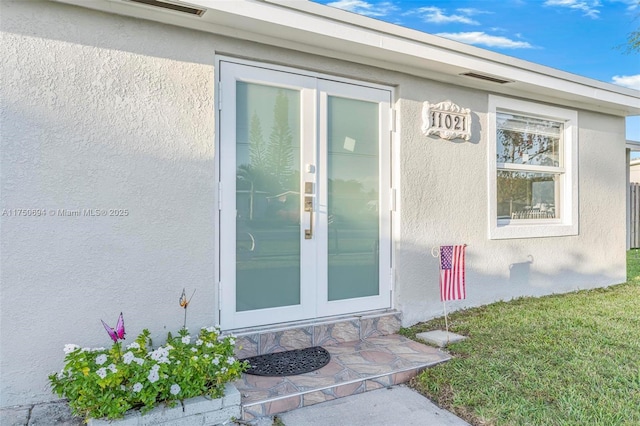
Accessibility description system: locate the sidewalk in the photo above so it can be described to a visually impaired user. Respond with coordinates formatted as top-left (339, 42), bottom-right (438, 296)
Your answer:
top-left (274, 385), bottom-right (470, 426)
top-left (1, 385), bottom-right (470, 425)
top-left (1, 401), bottom-right (81, 426)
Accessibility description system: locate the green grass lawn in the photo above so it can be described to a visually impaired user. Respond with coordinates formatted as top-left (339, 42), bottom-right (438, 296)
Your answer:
top-left (403, 250), bottom-right (640, 426)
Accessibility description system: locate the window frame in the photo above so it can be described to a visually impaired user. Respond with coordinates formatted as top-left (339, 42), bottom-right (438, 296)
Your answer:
top-left (488, 95), bottom-right (578, 239)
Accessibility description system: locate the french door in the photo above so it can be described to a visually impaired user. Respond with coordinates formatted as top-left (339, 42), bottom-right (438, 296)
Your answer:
top-left (218, 60), bottom-right (392, 329)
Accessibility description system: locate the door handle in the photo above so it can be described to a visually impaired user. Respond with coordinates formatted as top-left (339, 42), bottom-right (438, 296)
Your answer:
top-left (305, 196), bottom-right (313, 239)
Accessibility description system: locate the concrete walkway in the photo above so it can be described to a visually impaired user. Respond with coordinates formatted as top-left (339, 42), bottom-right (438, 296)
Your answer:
top-left (0, 400), bottom-right (82, 426)
top-left (274, 385), bottom-right (470, 426)
top-left (1, 385), bottom-right (470, 425)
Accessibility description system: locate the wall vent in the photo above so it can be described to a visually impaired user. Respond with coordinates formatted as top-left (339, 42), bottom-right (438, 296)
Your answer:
top-left (124, 0), bottom-right (206, 16)
top-left (461, 72), bottom-right (513, 84)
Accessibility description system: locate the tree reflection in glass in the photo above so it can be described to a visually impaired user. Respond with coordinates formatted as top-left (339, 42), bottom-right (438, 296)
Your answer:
top-left (235, 83), bottom-right (301, 311)
top-left (496, 112), bottom-right (563, 220)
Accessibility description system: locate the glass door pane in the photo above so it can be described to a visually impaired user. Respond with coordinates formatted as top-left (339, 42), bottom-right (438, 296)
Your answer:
top-left (235, 82), bottom-right (301, 311)
top-left (327, 96), bottom-right (380, 301)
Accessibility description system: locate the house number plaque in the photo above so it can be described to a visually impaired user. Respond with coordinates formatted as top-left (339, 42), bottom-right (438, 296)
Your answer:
top-left (421, 100), bottom-right (471, 141)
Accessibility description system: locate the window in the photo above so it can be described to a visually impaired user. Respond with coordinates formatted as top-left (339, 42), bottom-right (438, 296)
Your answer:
top-left (488, 96), bottom-right (578, 239)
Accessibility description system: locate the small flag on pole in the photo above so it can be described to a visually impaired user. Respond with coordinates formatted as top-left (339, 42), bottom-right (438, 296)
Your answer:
top-left (439, 245), bottom-right (466, 301)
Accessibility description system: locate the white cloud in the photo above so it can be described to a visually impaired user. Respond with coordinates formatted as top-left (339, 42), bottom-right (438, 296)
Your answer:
top-left (544, 0), bottom-right (601, 19)
top-left (411, 6), bottom-right (479, 24)
top-left (326, 0), bottom-right (398, 17)
top-left (455, 8), bottom-right (492, 16)
top-left (435, 32), bottom-right (535, 49)
top-left (612, 74), bottom-right (640, 90)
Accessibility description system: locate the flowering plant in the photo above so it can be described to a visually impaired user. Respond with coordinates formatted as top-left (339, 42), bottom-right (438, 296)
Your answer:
top-left (49, 326), bottom-right (247, 420)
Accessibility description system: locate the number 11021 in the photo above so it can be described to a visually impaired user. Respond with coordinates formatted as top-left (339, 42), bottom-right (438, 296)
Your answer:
top-left (430, 111), bottom-right (467, 132)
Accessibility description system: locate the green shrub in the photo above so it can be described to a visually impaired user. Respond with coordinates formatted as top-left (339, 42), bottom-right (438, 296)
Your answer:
top-left (49, 326), bottom-right (247, 420)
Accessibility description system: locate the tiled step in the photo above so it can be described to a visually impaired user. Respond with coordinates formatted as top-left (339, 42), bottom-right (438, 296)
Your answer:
top-left (233, 310), bottom-right (403, 358)
top-left (234, 334), bottom-right (451, 421)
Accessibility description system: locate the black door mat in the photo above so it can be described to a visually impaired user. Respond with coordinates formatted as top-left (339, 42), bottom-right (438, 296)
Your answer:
top-left (241, 346), bottom-right (331, 376)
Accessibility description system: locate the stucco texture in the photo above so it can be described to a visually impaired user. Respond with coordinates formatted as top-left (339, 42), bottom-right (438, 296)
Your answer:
top-left (1, 0), bottom-right (217, 406)
top-left (395, 86), bottom-right (627, 325)
top-left (1, 0), bottom-right (628, 407)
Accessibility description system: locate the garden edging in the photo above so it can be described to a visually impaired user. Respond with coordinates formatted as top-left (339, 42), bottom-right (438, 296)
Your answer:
top-left (87, 383), bottom-right (241, 426)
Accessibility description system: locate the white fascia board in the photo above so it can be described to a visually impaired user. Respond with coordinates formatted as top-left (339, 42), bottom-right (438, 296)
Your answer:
top-left (51, 0), bottom-right (640, 116)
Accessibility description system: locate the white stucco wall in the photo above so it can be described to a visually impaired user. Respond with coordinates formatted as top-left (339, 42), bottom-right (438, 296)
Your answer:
top-left (1, 0), bottom-right (628, 407)
top-left (1, 0), bottom-right (219, 406)
top-left (395, 90), bottom-right (627, 326)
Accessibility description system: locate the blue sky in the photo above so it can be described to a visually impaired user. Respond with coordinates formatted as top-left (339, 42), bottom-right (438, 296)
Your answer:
top-left (313, 0), bottom-right (640, 141)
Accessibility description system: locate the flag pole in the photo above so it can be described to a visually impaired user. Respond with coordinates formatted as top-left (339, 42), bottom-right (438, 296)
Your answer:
top-left (433, 245), bottom-right (452, 345)
top-left (443, 300), bottom-right (450, 344)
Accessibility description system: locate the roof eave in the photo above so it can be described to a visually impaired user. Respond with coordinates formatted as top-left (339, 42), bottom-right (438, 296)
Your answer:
top-left (51, 0), bottom-right (640, 116)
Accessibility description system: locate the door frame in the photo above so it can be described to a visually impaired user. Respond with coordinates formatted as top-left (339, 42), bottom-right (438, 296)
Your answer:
top-left (214, 56), bottom-right (396, 330)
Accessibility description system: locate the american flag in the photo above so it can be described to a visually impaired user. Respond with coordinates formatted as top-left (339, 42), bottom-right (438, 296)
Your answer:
top-left (439, 245), bottom-right (466, 301)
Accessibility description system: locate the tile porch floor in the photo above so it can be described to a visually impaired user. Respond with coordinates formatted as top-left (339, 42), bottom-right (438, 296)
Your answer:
top-left (235, 334), bottom-right (451, 421)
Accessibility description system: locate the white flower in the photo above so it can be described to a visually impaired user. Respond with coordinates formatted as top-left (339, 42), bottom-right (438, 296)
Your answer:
top-left (229, 337), bottom-right (236, 345)
top-left (150, 347), bottom-right (170, 364)
top-left (165, 344), bottom-right (174, 350)
top-left (96, 368), bottom-right (107, 379)
top-left (123, 351), bottom-right (135, 365)
top-left (227, 356), bottom-right (236, 364)
top-left (205, 342), bottom-right (214, 348)
top-left (212, 357), bottom-right (220, 365)
top-left (170, 384), bottom-right (181, 395)
top-left (181, 336), bottom-right (191, 344)
top-left (192, 356), bottom-right (199, 361)
top-left (127, 342), bottom-right (140, 350)
top-left (132, 382), bottom-right (143, 393)
top-left (150, 364), bottom-right (160, 373)
top-left (95, 354), bottom-right (108, 365)
top-left (120, 385), bottom-right (126, 391)
top-left (63, 344), bottom-right (79, 354)
top-left (147, 370), bottom-right (159, 383)
top-left (195, 339), bottom-right (203, 346)
top-left (133, 357), bottom-right (144, 365)
top-left (191, 347), bottom-right (198, 353)
top-left (107, 363), bottom-right (117, 373)
top-left (203, 354), bottom-right (210, 359)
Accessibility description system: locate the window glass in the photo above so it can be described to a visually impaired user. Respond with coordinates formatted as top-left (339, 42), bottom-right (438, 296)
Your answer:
top-left (488, 95), bottom-right (578, 239)
top-left (497, 113), bottom-right (562, 167)
top-left (496, 111), bottom-right (564, 222)
top-left (497, 171), bottom-right (558, 220)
